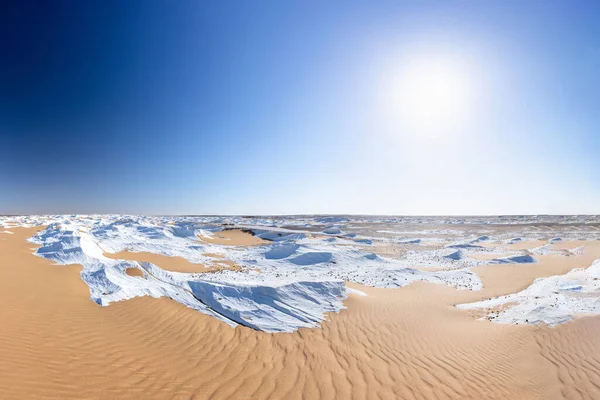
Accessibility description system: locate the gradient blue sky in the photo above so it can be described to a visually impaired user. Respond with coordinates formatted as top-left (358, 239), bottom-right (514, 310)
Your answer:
top-left (1, 1), bottom-right (599, 215)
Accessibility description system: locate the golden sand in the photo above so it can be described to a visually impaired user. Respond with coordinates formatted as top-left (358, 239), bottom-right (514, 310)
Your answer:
top-left (203, 252), bottom-right (225, 258)
top-left (198, 228), bottom-right (268, 246)
top-left (125, 267), bottom-right (145, 277)
top-left (1, 229), bottom-right (600, 399)
top-left (473, 243), bottom-right (600, 297)
top-left (104, 250), bottom-right (241, 273)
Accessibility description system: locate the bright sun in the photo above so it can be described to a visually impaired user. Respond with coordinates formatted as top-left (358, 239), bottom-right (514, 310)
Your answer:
top-left (382, 56), bottom-right (474, 138)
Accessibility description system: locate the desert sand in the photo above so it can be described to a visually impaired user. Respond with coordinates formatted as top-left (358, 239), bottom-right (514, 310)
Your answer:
top-left (198, 228), bottom-right (268, 246)
top-left (105, 250), bottom-right (240, 273)
top-left (1, 228), bottom-right (600, 399)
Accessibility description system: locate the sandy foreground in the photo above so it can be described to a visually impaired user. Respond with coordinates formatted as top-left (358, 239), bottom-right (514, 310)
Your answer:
top-left (1, 228), bottom-right (600, 399)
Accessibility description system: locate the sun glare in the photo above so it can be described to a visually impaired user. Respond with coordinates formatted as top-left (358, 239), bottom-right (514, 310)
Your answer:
top-left (382, 56), bottom-right (475, 139)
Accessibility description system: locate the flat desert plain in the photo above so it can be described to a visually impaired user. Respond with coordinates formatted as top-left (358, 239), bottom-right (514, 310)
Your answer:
top-left (1, 215), bottom-right (600, 399)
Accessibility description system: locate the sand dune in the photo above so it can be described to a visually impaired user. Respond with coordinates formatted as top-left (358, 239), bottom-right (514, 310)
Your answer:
top-left (535, 316), bottom-right (600, 399)
top-left (1, 228), bottom-right (600, 398)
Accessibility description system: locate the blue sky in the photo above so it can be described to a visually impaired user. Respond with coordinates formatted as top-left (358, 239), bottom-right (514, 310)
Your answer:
top-left (1, 1), bottom-right (599, 215)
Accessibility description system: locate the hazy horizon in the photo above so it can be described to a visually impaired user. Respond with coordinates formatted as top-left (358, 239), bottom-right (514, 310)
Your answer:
top-left (3, 212), bottom-right (600, 218)
top-left (2, 1), bottom-right (599, 215)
